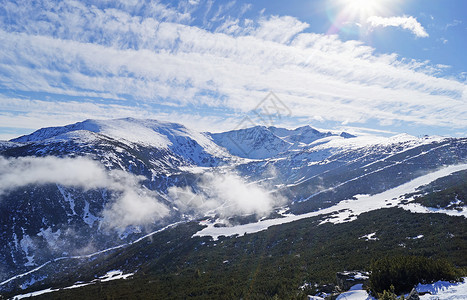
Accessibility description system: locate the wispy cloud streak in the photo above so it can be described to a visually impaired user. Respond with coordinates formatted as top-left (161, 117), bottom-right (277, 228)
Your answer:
top-left (366, 15), bottom-right (429, 38)
top-left (0, 0), bottom-right (465, 137)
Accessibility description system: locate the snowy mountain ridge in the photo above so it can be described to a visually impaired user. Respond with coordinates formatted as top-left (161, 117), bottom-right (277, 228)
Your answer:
top-left (209, 124), bottom-right (358, 159)
top-left (1, 118), bottom-right (466, 298)
top-left (11, 118), bottom-right (230, 160)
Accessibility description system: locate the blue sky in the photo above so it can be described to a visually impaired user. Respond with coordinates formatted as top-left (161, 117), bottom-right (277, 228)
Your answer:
top-left (0, 0), bottom-right (466, 139)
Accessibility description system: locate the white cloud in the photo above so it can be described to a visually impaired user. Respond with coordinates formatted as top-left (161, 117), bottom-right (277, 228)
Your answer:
top-left (253, 15), bottom-right (309, 44)
top-left (1, 25), bottom-right (464, 130)
top-left (168, 171), bottom-right (284, 218)
top-left (0, 1), bottom-right (465, 137)
top-left (0, 96), bottom-right (243, 140)
top-left (366, 15), bottom-right (429, 38)
top-left (101, 187), bottom-right (169, 229)
top-left (0, 156), bottom-right (170, 228)
top-left (445, 19), bottom-right (462, 30)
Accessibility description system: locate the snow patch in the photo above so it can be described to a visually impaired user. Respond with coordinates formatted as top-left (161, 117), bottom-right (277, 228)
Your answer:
top-left (336, 284), bottom-right (375, 300)
top-left (408, 234), bottom-right (424, 240)
top-left (38, 227), bottom-right (61, 249)
top-left (12, 231), bottom-right (19, 251)
top-left (417, 277), bottom-right (467, 299)
top-left (403, 203), bottom-right (467, 218)
top-left (12, 287), bottom-right (55, 299)
top-left (11, 270), bottom-right (134, 299)
top-left (308, 296), bottom-right (325, 300)
top-left (56, 185), bottom-right (76, 215)
top-left (99, 270), bottom-right (134, 282)
top-left (118, 226), bottom-right (142, 240)
top-left (340, 272), bottom-right (369, 280)
top-left (19, 234), bottom-right (35, 266)
top-left (83, 200), bottom-right (99, 227)
top-left (19, 275), bottom-right (48, 290)
top-left (359, 232), bottom-right (378, 241)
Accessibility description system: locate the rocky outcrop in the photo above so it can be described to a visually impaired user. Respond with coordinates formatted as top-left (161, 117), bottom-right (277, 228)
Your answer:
top-left (336, 271), bottom-right (369, 291)
top-left (407, 288), bottom-right (420, 300)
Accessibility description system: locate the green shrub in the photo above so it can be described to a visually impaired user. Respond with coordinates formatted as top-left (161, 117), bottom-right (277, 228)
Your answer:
top-left (369, 255), bottom-right (463, 295)
top-left (377, 285), bottom-right (405, 300)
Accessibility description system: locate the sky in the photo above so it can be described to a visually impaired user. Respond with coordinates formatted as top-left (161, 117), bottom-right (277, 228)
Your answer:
top-left (0, 0), bottom-right (466, 140)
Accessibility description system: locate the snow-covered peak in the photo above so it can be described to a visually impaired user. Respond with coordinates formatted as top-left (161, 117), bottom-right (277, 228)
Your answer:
top-left (270, 126), bottom-right (323, 144)
top-left (268, 125), bottom-right (355, 145)
top-left (209, 125), bottom-right (359, 159)
top-left (12, 118), bottom-right (177, 147)
top-left (210, 126), bottom-right (291, 159)
top-left (10, 118), bottom-right (231, 165)
top-left (15, 118), bottom-right (202, 146)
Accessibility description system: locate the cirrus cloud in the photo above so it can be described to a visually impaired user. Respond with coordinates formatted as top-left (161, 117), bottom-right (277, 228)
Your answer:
top-left (0, 0), bottom-right (465, 139)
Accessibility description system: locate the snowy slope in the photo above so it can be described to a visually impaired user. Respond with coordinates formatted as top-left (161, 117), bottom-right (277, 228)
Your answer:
top-left (194, 163), bottom-right (467, 240)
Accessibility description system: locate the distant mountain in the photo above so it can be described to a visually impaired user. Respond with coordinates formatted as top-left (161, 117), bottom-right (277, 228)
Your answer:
top-left (209, 125), bottom-right (354, 159)
top-left (0, 118), bottom-right (466, 298)
top-left (268, 125), bottom-right (354, 144)
top-left (210, 125), bottom-right (291, 159)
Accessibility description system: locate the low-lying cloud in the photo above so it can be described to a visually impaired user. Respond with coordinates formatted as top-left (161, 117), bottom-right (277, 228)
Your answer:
top-left (0, 156), bottom-right (283, 229)
top-left (168, 172), bottom-right (285, 218)
top-left (0, 156), bottom-right (169, 229)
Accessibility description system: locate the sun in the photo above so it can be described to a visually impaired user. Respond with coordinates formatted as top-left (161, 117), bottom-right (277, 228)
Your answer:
top-left (335, 0), bottom-right (390, 20)
top-left (325, 0), bottom-right (398, 35)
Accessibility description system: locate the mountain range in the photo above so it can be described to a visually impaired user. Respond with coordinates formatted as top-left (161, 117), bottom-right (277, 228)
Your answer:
top-left (0, 118), bottom-right (466, 299)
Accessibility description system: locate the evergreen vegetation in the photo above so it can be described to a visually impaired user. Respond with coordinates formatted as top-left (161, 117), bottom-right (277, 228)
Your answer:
top-left (410, 170), bottom-right (467, 210)
top-left (4, 207), bottom-right (466, 299)
top-left (369, 255), bottom-right (464, 295)
top-left (376, 285), bottom-right (403, 300)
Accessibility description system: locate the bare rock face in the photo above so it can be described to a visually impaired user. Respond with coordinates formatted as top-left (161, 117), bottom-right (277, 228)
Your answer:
top-left (336, 271), bottom-right (369, 291)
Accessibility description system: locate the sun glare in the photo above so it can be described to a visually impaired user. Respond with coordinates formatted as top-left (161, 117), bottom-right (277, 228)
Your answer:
top-left (326, 0), bottom-right (397, 35)
top-left (336, 0), bottom-right (390, 20)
